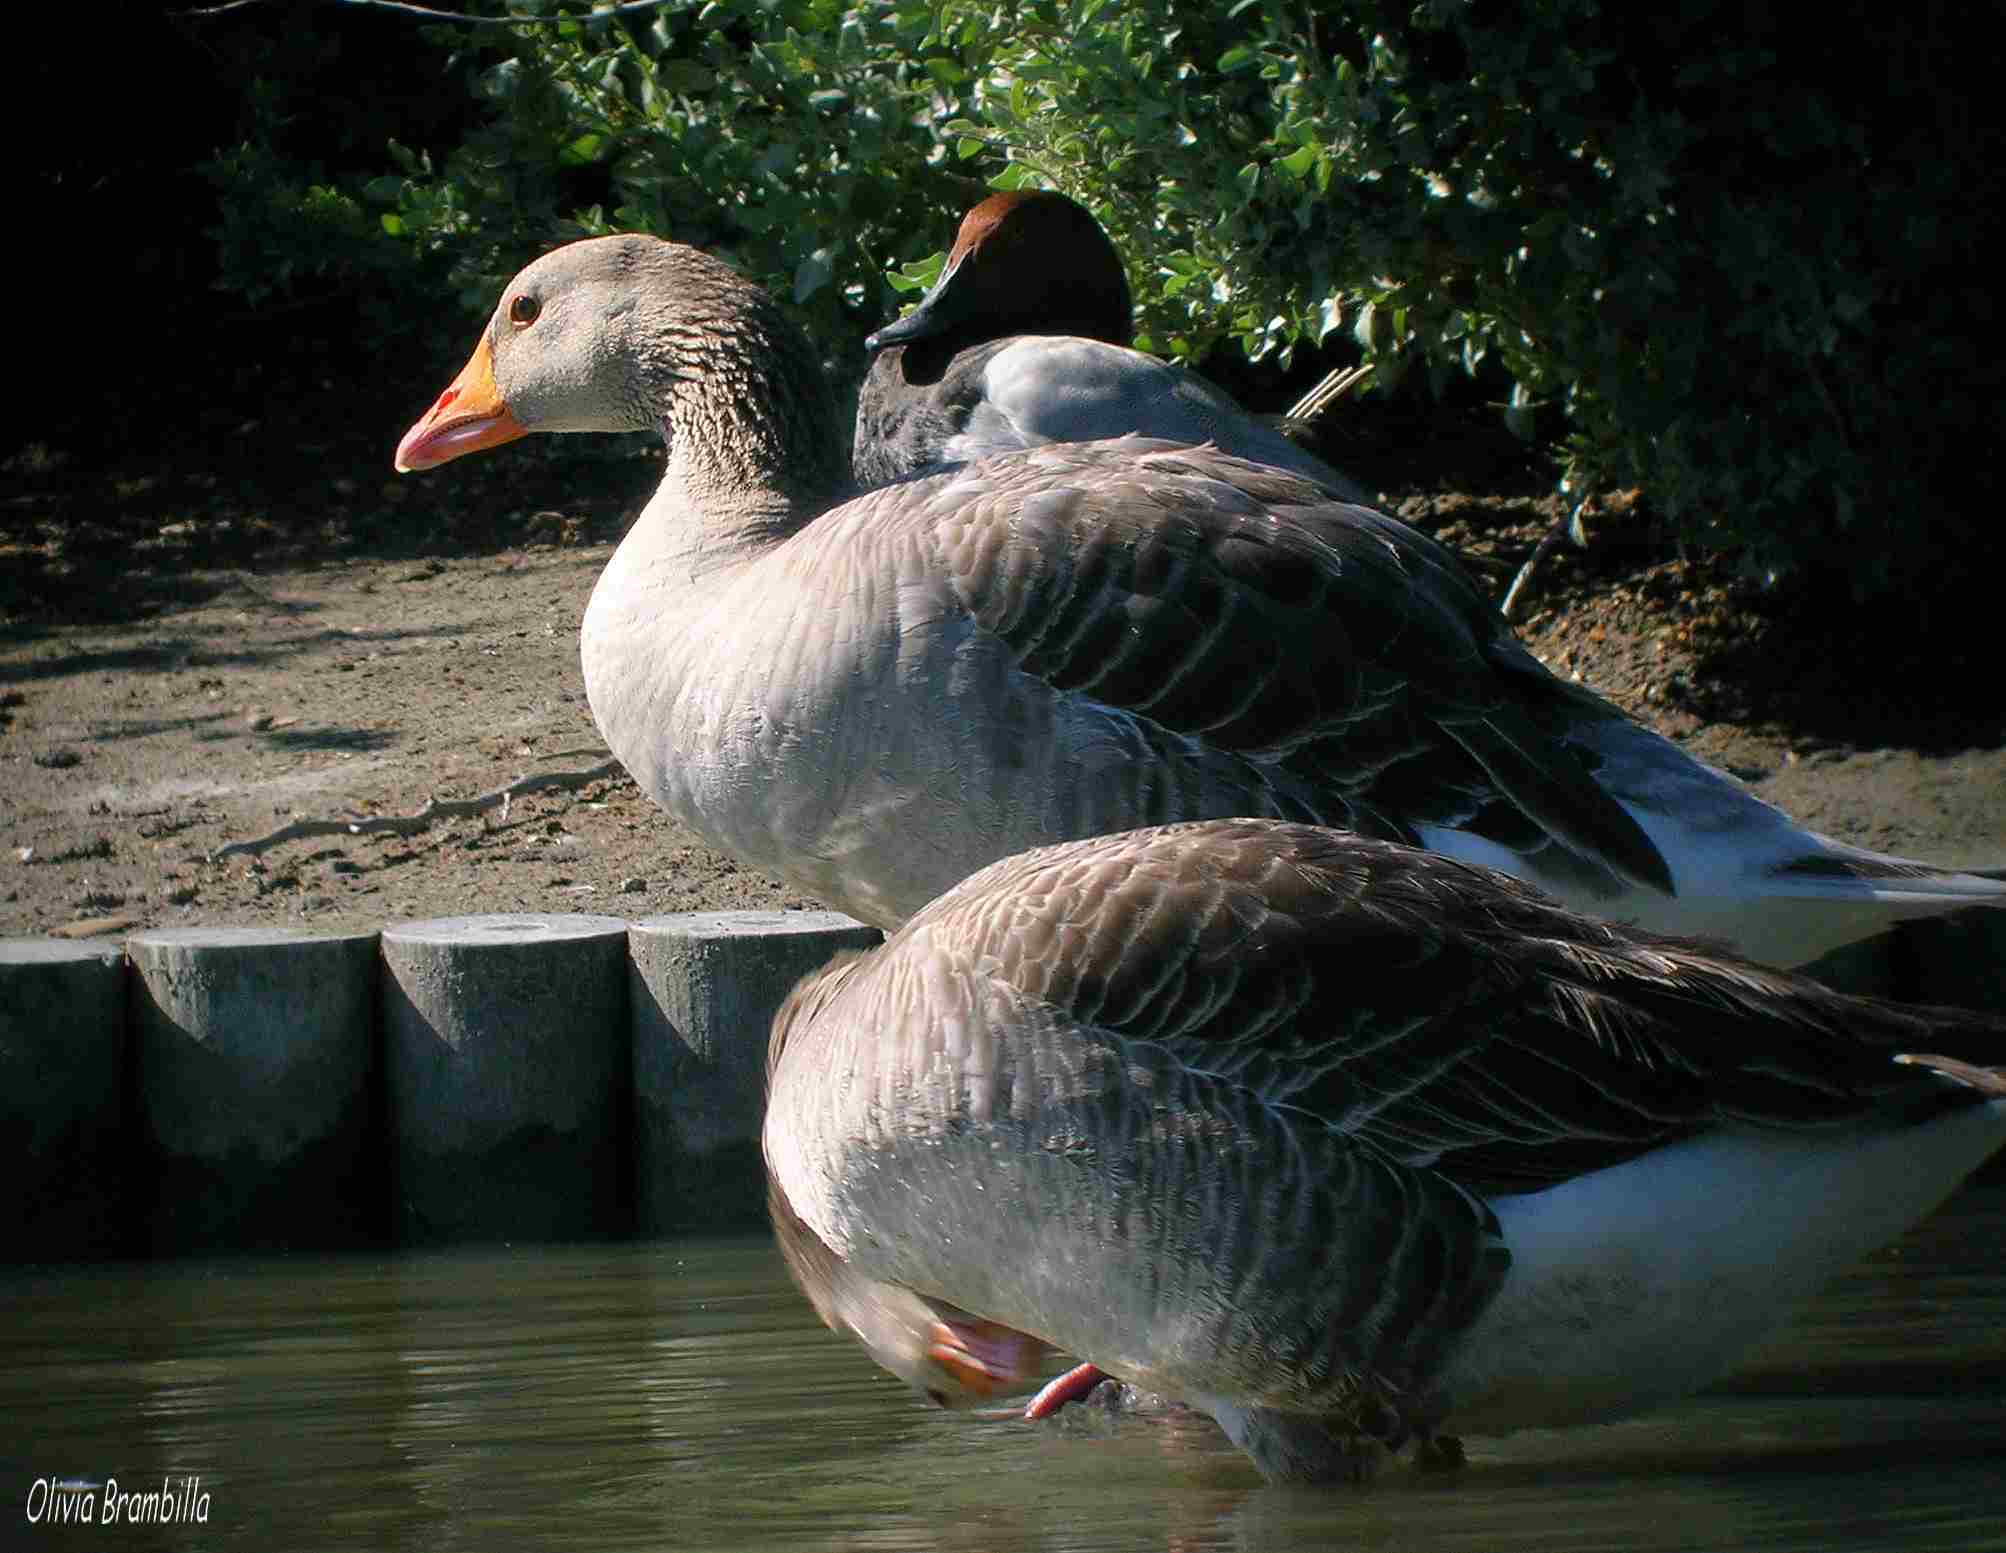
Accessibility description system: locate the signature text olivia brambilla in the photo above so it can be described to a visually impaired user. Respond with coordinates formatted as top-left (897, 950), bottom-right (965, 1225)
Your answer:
top-left (25, 1475), bottom-right (211, 1527)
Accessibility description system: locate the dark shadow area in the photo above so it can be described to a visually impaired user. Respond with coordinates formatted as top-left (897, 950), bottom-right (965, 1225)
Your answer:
top-left (0, 638), bottom-right (231, 683)
top-left (1313, 389), bottom-right (2006, 756)
top-left (258, 726), bottom-right (402, 755)
top-left (0, 418), bottom-right (654, 639)
top-left (86, 712), bottom-right (237, 744)
top-left (3, 0), bottom-right (655, 642)
top-left (0, 616), bottom-right (560, 684)
top-left (1534, 526), bottom-right (2006, 755)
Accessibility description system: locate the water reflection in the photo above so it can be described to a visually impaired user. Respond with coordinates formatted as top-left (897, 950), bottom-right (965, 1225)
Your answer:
top-left (4, 1189), bottom-right (2004, 1550)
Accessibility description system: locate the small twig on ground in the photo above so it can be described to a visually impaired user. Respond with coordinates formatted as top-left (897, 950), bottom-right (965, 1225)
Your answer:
top-left (209, 756), bottom-right (625, 861)
top-left (1501, 487), bottom-right (1594, 621)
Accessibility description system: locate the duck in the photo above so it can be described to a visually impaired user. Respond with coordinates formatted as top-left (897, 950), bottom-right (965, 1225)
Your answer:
top-left (393, 233), bottom-right (2006, 967)
top-left (763, 818), bottom-right (2006, 1483)
top-left (852, 190), bottom-right (1374, 504)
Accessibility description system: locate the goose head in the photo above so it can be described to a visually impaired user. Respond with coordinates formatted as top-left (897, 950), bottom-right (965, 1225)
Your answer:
top-left (766, 950), bottom-right (1055, 1407)
top-left (395, 234), bottom-right (845, 504)
top-left (769, 1178), bottom-right (1055, 1409)
top-left (866, 190), bottom-right (1134, 357)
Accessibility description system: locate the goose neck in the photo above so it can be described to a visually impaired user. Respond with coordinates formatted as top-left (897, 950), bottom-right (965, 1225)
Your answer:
top-left (638, 292), bottom-right (849, 561)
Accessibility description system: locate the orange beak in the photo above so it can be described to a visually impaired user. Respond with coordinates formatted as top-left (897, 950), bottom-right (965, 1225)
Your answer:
top-left (924, 1316), bottom-right (1050, 1400)
top-left (394, 334), bottom-right (529, 472)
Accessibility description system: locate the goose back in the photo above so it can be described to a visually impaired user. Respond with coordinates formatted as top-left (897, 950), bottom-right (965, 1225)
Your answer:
top-left (585, 433), bottom-right (1673, 930)
top-left (764, 819), bottom-right (2006, 1474)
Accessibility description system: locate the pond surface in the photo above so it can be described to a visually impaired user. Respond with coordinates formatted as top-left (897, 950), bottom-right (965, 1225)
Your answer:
top-left (6, 1187), bottom-right (2006, 1551)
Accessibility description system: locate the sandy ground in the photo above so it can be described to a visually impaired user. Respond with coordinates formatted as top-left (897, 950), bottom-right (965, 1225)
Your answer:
top-left (0, 536), bottom-right (822, 937)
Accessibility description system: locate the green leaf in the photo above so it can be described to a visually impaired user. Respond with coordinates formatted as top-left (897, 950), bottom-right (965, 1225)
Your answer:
top-left (478, 60), bottom-right (522, 100)
top-left (888, 251), bottom-right (945, 293)
top-left (793, 246), bottom-right (836, 303)
top-left (659, 60), bottom-right (718, 94)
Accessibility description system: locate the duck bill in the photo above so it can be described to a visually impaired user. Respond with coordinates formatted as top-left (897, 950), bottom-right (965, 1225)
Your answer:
top-left (394, 335), bottom-right (528, 472)
top-left (864, 254), bottom-right (970, 352)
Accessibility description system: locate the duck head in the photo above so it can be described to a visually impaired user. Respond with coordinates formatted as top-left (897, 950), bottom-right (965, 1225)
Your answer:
top-left (866, 190), bottom-right (1135, 355)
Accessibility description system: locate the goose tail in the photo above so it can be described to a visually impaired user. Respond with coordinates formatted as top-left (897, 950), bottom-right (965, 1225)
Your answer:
top-left (1736, 842), bottom-right (2006, 967)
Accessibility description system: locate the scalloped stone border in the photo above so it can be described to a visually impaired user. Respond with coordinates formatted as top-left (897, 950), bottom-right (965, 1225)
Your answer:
top-left (1, 911), bottom-right (880, 1260)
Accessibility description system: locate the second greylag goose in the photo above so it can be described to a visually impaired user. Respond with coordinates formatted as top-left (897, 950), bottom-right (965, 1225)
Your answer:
top-left (394, 234), bottom-right (2006, 966)
top-left (852, 191), bottom-right (1375, 504)
top-left (764, 819), bottom-right (2006, 1483)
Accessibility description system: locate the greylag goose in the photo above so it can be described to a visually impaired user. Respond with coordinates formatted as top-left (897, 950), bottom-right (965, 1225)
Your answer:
top-left (394, 234), bottom-right (2005, 966)
top-left (852, 191), bottom-right (1374, 504)
top-left (763, 818), bottom-right (2006, 1483)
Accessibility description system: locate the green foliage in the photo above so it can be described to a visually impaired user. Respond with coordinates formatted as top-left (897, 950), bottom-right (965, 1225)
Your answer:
top-left (281, 0), bottom-right (995, 359)
top-left (938, 0), bottom-right (1998, 592)
top-left (204, 0), bottom-right (2000, 596)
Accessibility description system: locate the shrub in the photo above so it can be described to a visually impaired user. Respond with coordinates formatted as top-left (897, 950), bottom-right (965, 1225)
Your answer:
top-left (202, 0), bottom-right (2001, 597)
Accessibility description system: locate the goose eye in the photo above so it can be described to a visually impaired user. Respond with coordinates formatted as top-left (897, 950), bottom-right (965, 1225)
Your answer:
top-left (507, 294), bottom-right (541, 328)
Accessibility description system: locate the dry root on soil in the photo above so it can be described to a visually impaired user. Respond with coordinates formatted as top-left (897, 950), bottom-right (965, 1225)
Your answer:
top-left (208, 754), bottom-right (625, 861)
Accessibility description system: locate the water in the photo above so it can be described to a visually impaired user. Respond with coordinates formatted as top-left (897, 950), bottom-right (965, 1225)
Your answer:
top-left (5, 1189), bottom-right (2005, 1551)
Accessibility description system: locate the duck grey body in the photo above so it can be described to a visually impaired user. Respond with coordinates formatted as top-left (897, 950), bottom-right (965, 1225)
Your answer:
top-left (764, 819), bottom-right (2006, 1481)
top-left (398, 233), bottom-right (2006, 964)
top-left (855, 334), bottom-right (1375, 501)
top-left (853, 191), bottom-right (1373, 502)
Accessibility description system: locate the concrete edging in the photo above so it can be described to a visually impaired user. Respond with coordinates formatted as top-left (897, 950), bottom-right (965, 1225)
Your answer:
top-left (130, 925), bottom-right (381, 1254)
top-left (0, 939), bottom-right (129, 1258)
top-left (630, 910), bottom-right (883, 1234)
top-left (4, 901), bottom-right (2000, 1261)
top-left (1, 909), bottom-right (882, 1261)
top-left (383, 912), bottom-right (632, 1245)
